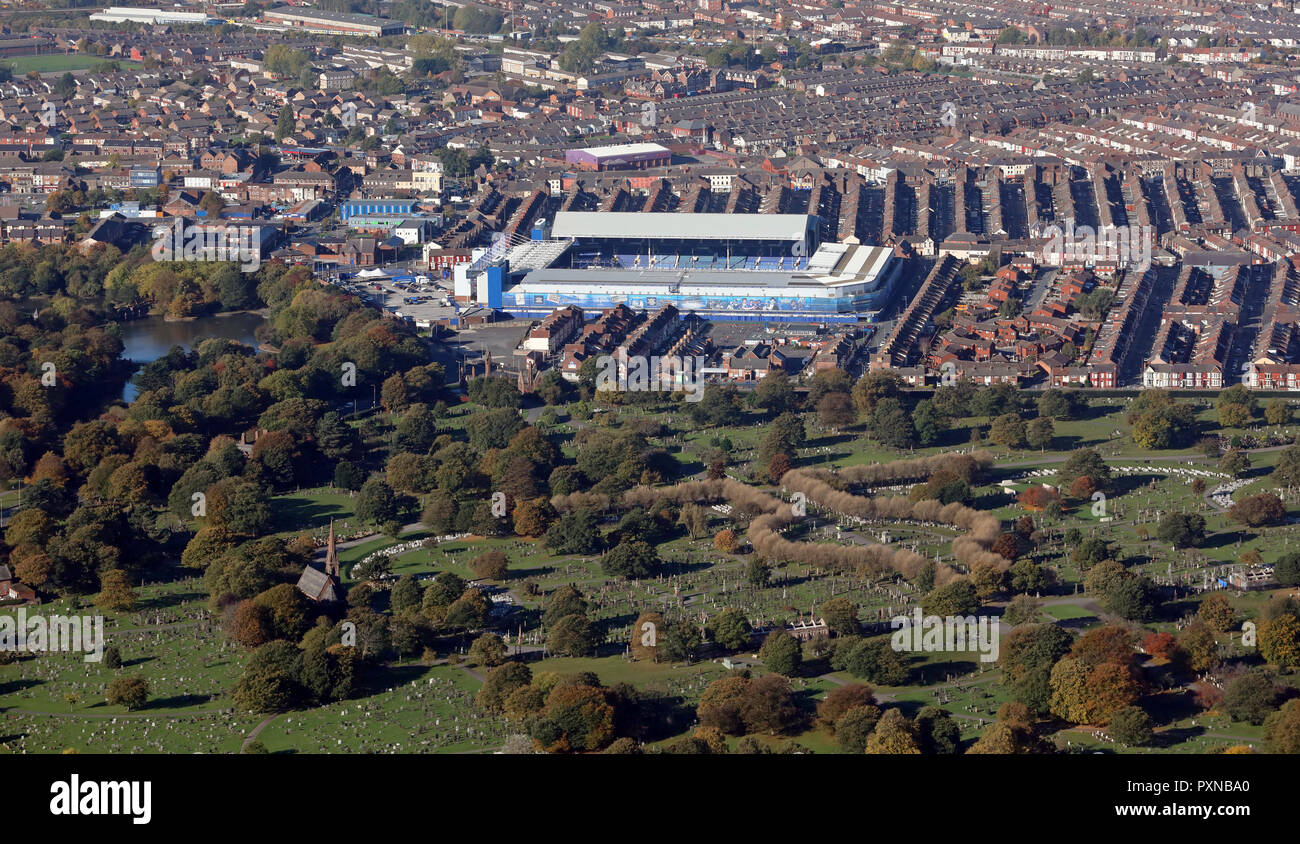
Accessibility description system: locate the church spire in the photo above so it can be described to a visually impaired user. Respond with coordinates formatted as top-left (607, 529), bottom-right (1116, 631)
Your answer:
top-left (325, 518), bottom-right (339, 579)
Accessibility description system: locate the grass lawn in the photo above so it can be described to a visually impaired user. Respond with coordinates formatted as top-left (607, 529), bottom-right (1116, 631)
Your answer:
top-left (1044, 604), bottom-right (1096, 620)
top-left (5, 54), bottom-right (142, 74)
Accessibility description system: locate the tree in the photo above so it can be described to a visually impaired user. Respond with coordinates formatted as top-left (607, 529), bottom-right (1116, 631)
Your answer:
top-left (1275, 445), bottom-right (1300, 488)
top-left (698, 676), bottom-right (750, 734)
top-left (547, 613), bottom-right (596, 657)
top-left (1199, 593), bottom-right (1237, 633)
top-left (94, 569), bottom-right (136, 612)
top-left (1263, 699), bottom-right (1300, 753)
top-left (739, 673), bottom-right (802, 735)
top-left (660, 621), bottom-right (702, 663)
top-left (709, 608), bottom-right (752, 651)
top-left (836, 637), bottom-right (910, 686)
top-left (230, 601), bottom-right (275, 648)
top-left (864, 708), bottom-right (920, 754)
top-left (1275, 553), bottom-right (1300, 587)
top-left (821, 597), bottom-right (859, 636)
top-left (922, 580), bottom-right (978, 616)
top-left (754, 369), bottom-right (796, 415)
top-left (1219, 449), bottom-right (1251, 478)
top-left (835, 705), bottom-right (883, 752)
top-left (1178, 620), bottom-right (1220, 672)
top-left (541, 585), bottom-right (588, 628)
top-left (913, 399), bottom-right (948, 446)
top-left (471, 550), bottom-right (510, 581)
top-left (817, 391), bottom-right (857, 429)
top-left (678, 503), bottom-right (710, 539)
top-left (868, 398), bottom-right (915, 448)
top-left (106, 676), bottom-right (149, 711)
top-left (467, 633), bottom-right (507, 667)
top-left (1218, 401), bottom-right (1251, 429)
top-left (1057, 448), bottom-right (1113, 494)
top-left (746, 558), bottom-right (771, 587)
top-left (1049, 658), bottom-right (1140, 724)
top-left (1004, 594), bottom-right (1042, 626)
top-left (602, 540), bottom-right (659, 579)
top-left (1037, 389), bottom-right (1077, 420)
top-left (1156, 512), bottom-right (1205, 548)
top-left (1223, 669), bottom-right (1279, 725)
top-left (817, 684), bottom-right (876, 730)
top-left (713, 529), bottom-right (739, 554)
top-left (1108, 705), bottom-right (1154, 746)
top-left (476, 661), bottom-right (532, 712)
top-left (966, 721), bottom-right (1044, 754)
top-left (915, 706), bottom-right (961, 754)
top-left (1259, 614), bottom-right (1300, 668)
top-left (1027, 417), bottom-right (1054, 450)
top-left (1265, 399), bottom-right (1292, 426)
top-left (988, 413), bottom-right (1027, 449)
top-left (1000, 623), bottom-right (1073, 712)
top-left (1227, 492), bottom-right (1286, 528)
top-left (759, 629), bottom-right (802, 676)
top-left (274, 104), bottom-right (295, 141)
top-left (544, 509), bottom-right (602, 555)
top-left (356, 478), bottom-right (400, 526)
top-left (630, 612), bottom-right (665, 662)
top-left (852, 370), bottom-right (903, 415)
top-left (390, 574), bottom-right (422, 614)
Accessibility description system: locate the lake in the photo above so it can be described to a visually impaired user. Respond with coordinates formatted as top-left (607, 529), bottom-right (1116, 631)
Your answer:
top-left (119, 312), bottom-right (267, 402)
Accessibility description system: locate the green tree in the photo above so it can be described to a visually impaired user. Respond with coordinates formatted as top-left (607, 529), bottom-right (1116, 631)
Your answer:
top-left (709, 608), bottom-right (752, 651)
top-left (601, 539), bottom-right (659, 579)
top-left (758, 629), bottom-right (802, 675)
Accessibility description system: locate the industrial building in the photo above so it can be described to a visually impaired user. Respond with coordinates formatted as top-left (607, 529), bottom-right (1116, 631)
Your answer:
top-left (455, 211), bottom-right (902, 323)
top-left (89, 6), bottom-right (220, 25)
top-left (564, 143), bottom-right (672, 172)
top-left (262, 7), bottom-right (404, 38)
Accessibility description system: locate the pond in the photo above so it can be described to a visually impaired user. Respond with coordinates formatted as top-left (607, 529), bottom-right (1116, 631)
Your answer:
top-left (119, 312), bottom-right (267, 402)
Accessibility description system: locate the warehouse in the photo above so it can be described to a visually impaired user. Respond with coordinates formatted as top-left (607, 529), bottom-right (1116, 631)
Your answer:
top-left (564, 142), bottom-right (672, 172)
top-left (263, 7), bottom-right (404, 37)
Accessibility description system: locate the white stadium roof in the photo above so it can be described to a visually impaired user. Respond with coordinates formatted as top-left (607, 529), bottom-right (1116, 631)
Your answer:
top-left (551, 211), bottom-right (813, 242)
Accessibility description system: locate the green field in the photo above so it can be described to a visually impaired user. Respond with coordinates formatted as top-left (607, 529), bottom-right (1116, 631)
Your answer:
top-left (3, 54), bottom-right (142, 74)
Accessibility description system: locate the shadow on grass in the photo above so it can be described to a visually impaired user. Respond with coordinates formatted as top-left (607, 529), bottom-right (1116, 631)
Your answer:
top-left (270, 493), bottom-right (355, 534)
top-left (144, 693), bottom-right (216, 710)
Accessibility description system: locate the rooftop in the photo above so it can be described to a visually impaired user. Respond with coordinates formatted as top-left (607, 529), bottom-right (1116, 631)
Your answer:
top-left (552, 211), bottom-right (813, 242)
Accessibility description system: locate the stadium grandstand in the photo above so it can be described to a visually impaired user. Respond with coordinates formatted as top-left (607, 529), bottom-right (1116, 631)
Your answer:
top-left (455, 211), bottom-right (903, 322)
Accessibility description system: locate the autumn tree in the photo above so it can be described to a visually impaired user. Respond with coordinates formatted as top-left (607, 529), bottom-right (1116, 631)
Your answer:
top-left (630, 611), bottom-right (665, 662)
top-left (1259, 614), bottom-right (1300, 668)
top-left (94, 568), bottom-right (136, 612)
top-left (714, 528), bottom-right (739, 554)
top-left (816, 684), bottom-right (876, 731)
top-left (864, 708), bottom-right (920, 754)
top-left (471, 550), bottom-right (510, 581)
top-left (106, 676), bottom-right (149, 711)
top-left (1198, 593), bottom-right (1237, 633)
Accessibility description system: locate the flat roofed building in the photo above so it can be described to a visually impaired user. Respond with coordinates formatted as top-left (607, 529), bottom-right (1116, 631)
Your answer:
top-left (564, 142), bottom-right (671, 172)
top-left (264, 6), bottom-right (404, 37)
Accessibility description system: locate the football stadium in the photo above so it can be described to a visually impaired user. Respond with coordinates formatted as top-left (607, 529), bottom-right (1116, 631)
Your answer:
top-left (455, 211), bottom-right (903, 323)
